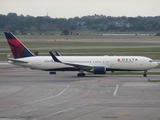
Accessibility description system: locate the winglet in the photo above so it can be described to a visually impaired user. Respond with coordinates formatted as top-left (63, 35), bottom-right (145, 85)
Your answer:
top-left (49, 51), bottom-right (61, 63)
top-left (55, 51), bottom-right (61, 56)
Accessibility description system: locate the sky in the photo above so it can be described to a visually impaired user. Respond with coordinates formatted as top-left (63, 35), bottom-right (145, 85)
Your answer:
top-left (0, 0), bottom-right (160, 18)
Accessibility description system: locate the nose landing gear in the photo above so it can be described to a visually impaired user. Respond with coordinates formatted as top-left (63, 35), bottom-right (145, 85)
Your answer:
top-left (143, 70), bottom-right (147, 77)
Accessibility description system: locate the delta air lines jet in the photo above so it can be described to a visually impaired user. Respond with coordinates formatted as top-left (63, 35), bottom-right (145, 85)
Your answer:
top-left (4, 32), bottom-right (158, 77)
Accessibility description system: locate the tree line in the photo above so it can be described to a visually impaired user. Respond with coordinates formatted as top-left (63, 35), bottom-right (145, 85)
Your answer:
top-left (0, 13), bottom-right (160, 34)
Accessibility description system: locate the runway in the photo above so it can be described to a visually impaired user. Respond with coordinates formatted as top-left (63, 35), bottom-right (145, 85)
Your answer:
top-left (0, 67), bottom-right (160, 120)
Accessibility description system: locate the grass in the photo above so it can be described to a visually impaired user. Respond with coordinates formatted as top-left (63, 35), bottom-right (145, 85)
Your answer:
top-left (108, 71), bottom-right (160, 75)
top-left (1, 41), bottom-right (160, 48)
top-left (0, 34), bottom-right (160, 61)
top-left (1, 34), bottom-right (160, 39)
top-left (87, 71), bottom-right (160, 76)
top-left (148, 80), bottom-right (160, 82)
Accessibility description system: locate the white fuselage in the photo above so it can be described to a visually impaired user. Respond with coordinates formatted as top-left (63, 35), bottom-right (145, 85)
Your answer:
top-left (8, 56), bottom-right (158, 72)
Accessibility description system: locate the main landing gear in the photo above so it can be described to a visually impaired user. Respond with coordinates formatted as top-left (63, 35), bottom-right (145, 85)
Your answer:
top-left (143, 70), bottom-right (147, 77)
top-left (77, 73), bottom-right (86, 77)
top-left (77, 69), bottom-right (85, 77)
top-left (50, 71), bottom-right (56, 75)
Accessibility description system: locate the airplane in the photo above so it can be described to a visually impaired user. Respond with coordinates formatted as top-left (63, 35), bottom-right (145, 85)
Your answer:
top-left (4, 32), bottom-right (158, 77)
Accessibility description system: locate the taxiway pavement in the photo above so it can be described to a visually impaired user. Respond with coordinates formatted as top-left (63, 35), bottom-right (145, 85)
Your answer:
top-left (0, 67), bottom-right (160, 120)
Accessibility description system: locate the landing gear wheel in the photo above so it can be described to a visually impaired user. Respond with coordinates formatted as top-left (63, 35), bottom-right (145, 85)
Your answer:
top-left (143, 73), bottom-right (147, 77)
top-left (77, 73), bottom-right (85, 77)
top-left (143, 71), bottom-right (147, 77)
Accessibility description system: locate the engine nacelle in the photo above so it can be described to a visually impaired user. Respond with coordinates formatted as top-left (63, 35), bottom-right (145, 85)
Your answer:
top-left (93, 66), bottom-right (106, 74)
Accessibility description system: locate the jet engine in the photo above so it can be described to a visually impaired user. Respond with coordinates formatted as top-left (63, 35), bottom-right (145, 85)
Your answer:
top-left (93, 66), bottom-right (106, 74)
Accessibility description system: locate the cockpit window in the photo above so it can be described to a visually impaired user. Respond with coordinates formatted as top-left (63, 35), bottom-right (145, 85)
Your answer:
top-left (149, 60), bottom-right (153, 62)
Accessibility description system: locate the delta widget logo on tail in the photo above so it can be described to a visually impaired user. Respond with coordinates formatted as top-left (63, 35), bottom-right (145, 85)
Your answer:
top-left (4, 32), bottom-right (34, 58)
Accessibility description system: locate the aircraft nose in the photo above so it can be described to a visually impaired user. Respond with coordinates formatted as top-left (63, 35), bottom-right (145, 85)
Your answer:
top-left (153, 62), bottom-right (158, 67)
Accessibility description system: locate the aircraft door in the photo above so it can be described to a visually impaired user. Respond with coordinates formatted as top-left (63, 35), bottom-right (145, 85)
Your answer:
top-left (37, 59), bottom-right (41, 66)
top-left (111, 58), bottom-right (116, 66)
top-left (140, 59), bottom-right (144, 66)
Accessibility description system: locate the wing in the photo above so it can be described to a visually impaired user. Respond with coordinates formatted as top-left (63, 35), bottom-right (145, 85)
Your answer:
top-left (49, 51), bottom-right (93, 70)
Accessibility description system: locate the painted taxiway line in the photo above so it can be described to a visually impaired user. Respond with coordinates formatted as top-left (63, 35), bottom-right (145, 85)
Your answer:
top-left (84, 84), bottom-right (95, 97)
top-left (113, 84), bottom-right (119, 96)
top-left (33, 104), bottom-right (87, 120)
top-left (27, 85), bottom-right (70, 104)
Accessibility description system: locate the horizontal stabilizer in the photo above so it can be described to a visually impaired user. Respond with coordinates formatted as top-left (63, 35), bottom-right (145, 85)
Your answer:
top-left (7, 58), bottom-right (28, 64)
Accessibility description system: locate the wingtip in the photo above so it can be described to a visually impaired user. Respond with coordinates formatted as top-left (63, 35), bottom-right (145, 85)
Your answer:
top-left (49, 51), bottom-right (61, 63)
top-left (55, 51), bottom-right (61, 56)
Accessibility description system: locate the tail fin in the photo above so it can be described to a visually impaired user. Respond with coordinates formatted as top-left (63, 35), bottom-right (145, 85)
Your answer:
top-left (4, 32), bottom-right (34, 58)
